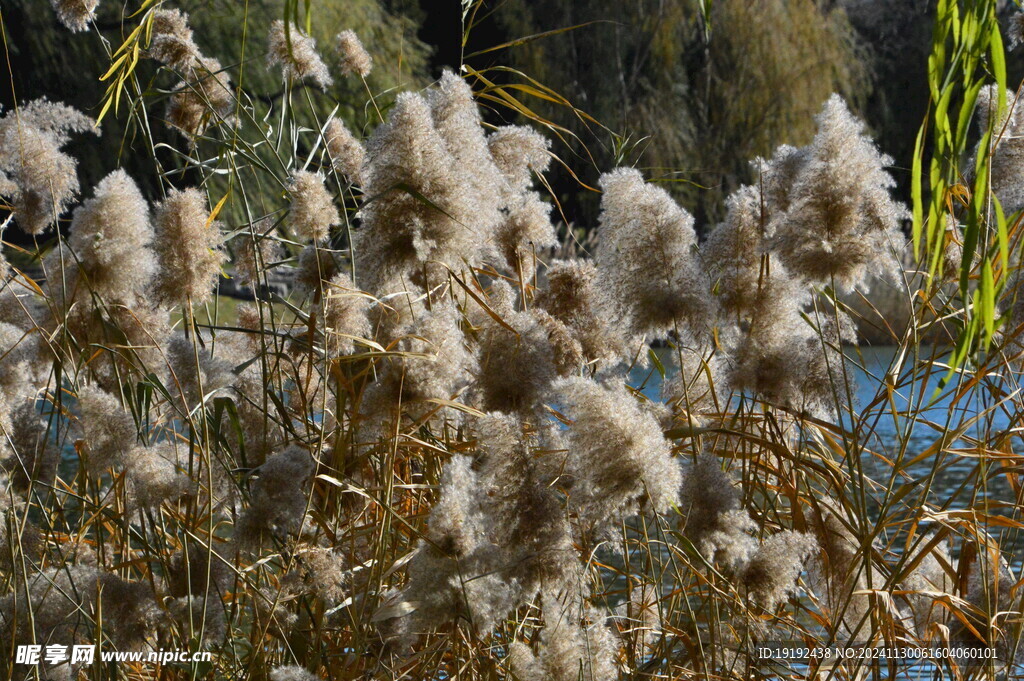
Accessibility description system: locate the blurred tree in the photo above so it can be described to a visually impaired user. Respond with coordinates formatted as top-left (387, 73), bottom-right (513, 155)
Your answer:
top-left (481, 0), bottom-right (868, 228)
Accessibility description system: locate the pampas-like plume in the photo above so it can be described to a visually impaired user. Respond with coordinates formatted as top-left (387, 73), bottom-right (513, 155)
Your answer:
top-left (0, 561), bottom-right (160, 652)
top-left (4, 402), bottom-right (62, 491)
top-left (324, 118), bottom-right (365, 185)
top-left (153, 188), bottom-right (226, 307)
top-left (0, 322), bottom-right (38, 405)
top-left (363, 302), bottom-right (475, 422)
top-left (473, 283), bottom-right (580, 412)
top-left (741, 531), bottom-right (815, 611)
top-left (703, 185), bottom-right (769, 318)
top-left (67, 169), bottom-right (155, 303)
top-left (269, 667), bottom-right (319, 681)
top-left (287, 171), bottom-right (339, 243)
top-left (50, 0), bottom-right (99, 32)
top-left (488, 125), bottom-right (551, 198)
top-left (494, 193), bottom-right (556, 270)
top-left (378, 414), bottom-right (573, 641)
top-left (267, 21), bottom-right (333, 89)
top-left (678, 454), bottom-right (756, 569)
top-left (508, 593), bottom-right (620, 681)
top-left (427, 71), bottom-right (504, 234)
top-left (354, 92), bottom-right (481, 293)
top-left (295, 244), bottom-right (341, 295)
top-left (236, 445), bottom-right (316, 548)
top-left (0, 100), bottom-right (95, 234)
top-left (166, 57), bottom-right (236, 140)
top-left (148, 9), bottom-right (201, 70)
top-left (977, 85), bottom-right (1024, 214)
top-left (595, 168), bottom-right (712, 338)
top-left (763, 95), bottom-right (907, 291)
top-left (75, 385), bottom-right (138, 471)
top-left (537, 259), bottom-right (632, 367)
top-left (126, 443), bottom-right (190, 510)
top-left (554, 377), bottom-right (681, 531)
top-left (322, 272), bottom-right (372, 356)
top-left (808, 507), bottom-right (883, 638)
top-left (335, 30), bottom-right (372, 78)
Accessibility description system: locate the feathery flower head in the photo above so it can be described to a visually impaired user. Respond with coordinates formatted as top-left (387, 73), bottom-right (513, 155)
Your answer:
top-left (0, 100), bottom-right (95, 235)
top-left (494, 192), bottom-right (556, 270)
top-left (126, 443), bottom-right (190, 510)
top-left (335, 30), bottom-right (372, 78)
top-left (742, 531), bottom-right (815, 611)
top-left (764, 95), bottom-right (907, 291)
top-left (67, 169), bottom-right (155, 303)
top-left (474, 294), bottom-right (580, 413)
top-left (322, 271), bottom-right (372, 356)
top-left (166, 57), bottom-right (236, 140)
top-left (679, 454), bottom-right (756, 568)
top-left (287, 170), bottom-right (339, 243)
top-left (537, 259), bottom-right (632, 367)
top-left (488, 125), bottom-right (551, 197)
top-left (268, 20), bottom-right (333, 89)
top-left (355, 92), bottom-right (479, 292)
top-left (427, 70), bottom-right (504, 234)
top-left (704, 184), bottom-right (770, 317)
top-left (554, 376), bottom-right (681, 530)
top-left (324, 118), bottom-right (365, 185)
top-left (236, 445), bottom-right (316, 547)
top-left (148, 9), bottom-right (201, 70)
top-left (295, 244), bottom-right (341, 294)
top-left (270, 666), bottom-right (319, 681)
top-left (152, 188), bottom-right (226, 306)
top-left (596, 167), bottom-right (712, 338)
top-left (75, 384), bottom-right (137, 471)
top-left (50, 0), bottom-right (99, 32)
top-left (1010, 12), bottom-right (1024, 51)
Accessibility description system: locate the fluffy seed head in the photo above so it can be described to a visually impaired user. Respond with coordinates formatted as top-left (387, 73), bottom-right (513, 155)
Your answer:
top-left (0, 100), bottom-right (95, 234)
top-left (596, 168), bottom-right (712, 338)
top-left (287, 171), bottom-right (339, 243)
top-left (324, 118), bottom-right (365, 185)
top-left (76, 384), bottom-right (137, 471)
top-left (126, 443), bottom-right (190, 510)
top-left (234, 220), bottom-right (282, 290)
top-left (236, 445), bottom-right (316, 548)
top-left (537, 259), bottom-right (633, 367)
top-left (355, 92), bottom-right (480, 292)
top-left (50, 0), bottom-right (99, 32)
top-left (764, 95), bottom-right (907, 291)
top-left (495, 193), bottom-right (556, 269)
top-left (322, 272), bottom-right (372, 356)
top-left (270, 666), bottom-right (319, 681)
top-left (742, 531), bottom-right (815, 611)
top-left (166, 57), bottom-right (236, 140)
top-left (335, 30), bottom-right (372, 78)
top-left (152, 188), bottom-right (226, 306)
top-left (67, 169), bottom-right (155, 303)
top-left (148, 9), bottom-right (200, 70)
top-left (679, 454), bottom-right (756, 568)
top-left (268, 21), bottom-right (333, 89)
top-left (554, 377), bottom-right (681, 531)
top-left (488, 125), bottom-right (551, 197)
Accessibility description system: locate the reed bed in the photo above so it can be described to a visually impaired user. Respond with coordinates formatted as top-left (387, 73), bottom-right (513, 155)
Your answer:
top-left (1, 2), bottom-right (1024, 680)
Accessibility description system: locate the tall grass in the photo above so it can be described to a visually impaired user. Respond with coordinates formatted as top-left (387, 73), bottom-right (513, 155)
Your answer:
top-left (0, 2), bottom-right (1024, 681)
